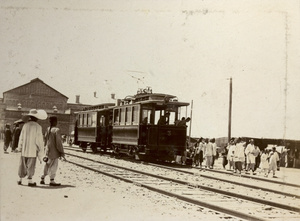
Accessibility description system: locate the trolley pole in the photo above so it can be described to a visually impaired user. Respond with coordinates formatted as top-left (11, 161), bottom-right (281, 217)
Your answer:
top-left (189, 100), bottom-right (193, 143)
top-left (228, 77), bottom-right (232, 143)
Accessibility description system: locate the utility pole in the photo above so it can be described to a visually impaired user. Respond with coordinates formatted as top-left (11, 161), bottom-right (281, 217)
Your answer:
top-left (189, 100), bottom-right (193, 143)
top-left (228, 77), bottom-right (232, 143)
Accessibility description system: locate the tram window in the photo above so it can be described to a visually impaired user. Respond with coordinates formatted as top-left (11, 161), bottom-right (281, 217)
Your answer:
top-left (169, 112), bottom-right (176, 125)
top-left (132, 105), bottom-right (139, 125)
top-left (120, 107), bottom-right (125, 125)
top-left (142, 109), bottom-right (151, 124)
top-left (125, 107), bottom-right (131, 125)
top-left (155, 110), bottom-right (161, 125)
top-left (78, 115), bottom-right (81, 126)
top-left (91, 112), bottom-right (96, 127)
top-left (114, 109), bottom-right (119, 125)
top-left (87, 114), bottom-right (91, 126)
top-left (82, 114), bottom-right (86, 126)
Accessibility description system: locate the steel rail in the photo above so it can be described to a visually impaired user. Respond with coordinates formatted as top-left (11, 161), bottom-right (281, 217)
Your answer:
top-left (65, 152), bottom-right (300, 213)
top-left (65, 146), bottom-right (300, 198)
top-left (65, 155), bottom-right (267, 221)
top-left (148, 163), bottom-right (300, 199)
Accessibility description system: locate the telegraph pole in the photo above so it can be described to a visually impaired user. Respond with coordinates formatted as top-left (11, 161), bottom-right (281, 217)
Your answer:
top-left (189, 100), bottom-right (193, 143)
top-left (228, 77), bottom-right (232, 143)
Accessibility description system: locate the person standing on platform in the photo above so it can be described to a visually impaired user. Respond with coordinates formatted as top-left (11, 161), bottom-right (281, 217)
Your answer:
top-left (40, 116), bottom-right (65, 186)
top-left (198, 138), bottom-right (205, 169)
top-left (17, 109), bottom-right (47, 186)
top-left (11, 123), bottom-right (21, 152)
top-left (259, 149), bottom-right (269, 177)
top-left (281, 147), bottom-right (290, 168)
top-left (227, 138), bottom-right (236, 171)
top-left (211, 138), bottom-right (217, 169)
top-left (233, 138), bottom-right (245, 175)
top-left (3, 124), bottom-right (12, 154)
top-left (245, 139), bottom-right (259, 175)
top-left (221, 145), bottom-right (228, 169)
top-left (204, 138), bottom-right (214, 169)
top-left (268, 147), bottom-right (280, 178)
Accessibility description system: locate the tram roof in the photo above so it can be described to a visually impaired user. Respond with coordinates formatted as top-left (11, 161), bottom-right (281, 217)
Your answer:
top-left (81, 103), bottom-right (115, 111)
top-left (120, 93), bottom-right (189, 107)
top-left (138, 99), bottom-right (189, 107)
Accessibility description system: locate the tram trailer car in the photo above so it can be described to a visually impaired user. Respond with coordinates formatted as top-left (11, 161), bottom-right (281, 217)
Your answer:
top-left (74, 103), bottom-right (115, 153)
top-left (74, 90), bottom-right (190, 162)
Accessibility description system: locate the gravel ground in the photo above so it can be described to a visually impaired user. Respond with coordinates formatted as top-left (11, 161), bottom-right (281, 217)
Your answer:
top-left (0, 148), bottom-right (240, 221)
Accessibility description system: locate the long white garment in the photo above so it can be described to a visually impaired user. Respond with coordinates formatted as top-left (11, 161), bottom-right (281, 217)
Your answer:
top-left (18, 121), bottom-right (44, 161)
top-left (234, 143), bottom-right (245, 162)
top-left (269, 151), bottom-right (279, 171)
top-left (260, 153), bottom-right (269, 170)
top-left (245, 144), bottom-right (255, 164)
top-left (227, 144), bottom-right (235, 161)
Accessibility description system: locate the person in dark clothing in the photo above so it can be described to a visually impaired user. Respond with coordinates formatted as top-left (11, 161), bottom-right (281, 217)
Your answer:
top-left (11, 123), bottom-right (21, 152)
top-left (157, 112), bottom-right (170, 125)
top-left (40, 116), bottom-right (65, 186)
top-left (3, 124), bottom-right (12, 153)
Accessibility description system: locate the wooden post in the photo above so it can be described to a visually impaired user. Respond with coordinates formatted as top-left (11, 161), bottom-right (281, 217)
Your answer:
top-left (189, 100), bottom-right (193, 143)
top-left (228, 77), bottom-right (232, 143)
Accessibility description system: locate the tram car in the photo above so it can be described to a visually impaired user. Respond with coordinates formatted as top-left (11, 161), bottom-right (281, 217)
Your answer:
top-left (74, 88), bottom-right (190, 161)
top-left (74, 103), bottom-right (115, 153)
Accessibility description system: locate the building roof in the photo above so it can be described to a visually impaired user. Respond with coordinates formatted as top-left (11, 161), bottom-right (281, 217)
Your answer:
top-left (3, 78), bottom-right (68, 99)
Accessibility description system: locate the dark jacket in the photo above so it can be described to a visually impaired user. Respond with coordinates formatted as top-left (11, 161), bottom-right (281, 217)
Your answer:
top-left (45, 127), bottom-right (64, 159)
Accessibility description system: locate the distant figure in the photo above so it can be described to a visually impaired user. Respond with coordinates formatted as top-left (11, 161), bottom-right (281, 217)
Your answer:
top-left (17, 109), bottom-right (47, 186)
top-left (211, 138), bottom-right (217, 169)
top-left (11, 123), bottom-right (21, 152)
top-left (177, 117), bottom-right (191, 127)
top-left (268, 147), bottom-right (280, 178)
top-left (3, 124), bottom-right (12, 154)
top-left (69, 138), bottom-right (73, 147)
top-left (227, 138), bottom-right (236, 171)
top-left (245, 139), bottom-right (259, 175)
top-left (259, 149), bottom-right (269, 177)
top-left (220, 145), bottom-right (228, 169)
top-left (204, 138), bottom-right (214, 169)
top-left (157, 112), bottom-right (170, 125)
top-left (233, 137), bottom-right (245, 175)
top-left (40, 116), bottom-right (65, 186)
top-left (281, 147), bottom-right (290, 168)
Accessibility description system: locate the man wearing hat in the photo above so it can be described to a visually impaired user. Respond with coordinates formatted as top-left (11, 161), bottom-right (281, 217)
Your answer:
top-left (17, 109), bottom-right (47, 186)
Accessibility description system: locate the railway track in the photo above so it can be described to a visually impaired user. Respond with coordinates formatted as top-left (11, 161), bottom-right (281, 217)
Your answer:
top-left (64, 147), bottom-right (300, 221)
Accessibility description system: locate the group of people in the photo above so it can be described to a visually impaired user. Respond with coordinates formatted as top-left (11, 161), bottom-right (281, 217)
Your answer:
top-left (220, 138), bottom-right (281, 177)
top-left (189, 137), bottom-right (218, 169)
top-left (187, 137), bottom-right (284, 178)
top-left (3, 122), bottom-right (21, 153)
top-left (3, 109), bottom-right (65, 187)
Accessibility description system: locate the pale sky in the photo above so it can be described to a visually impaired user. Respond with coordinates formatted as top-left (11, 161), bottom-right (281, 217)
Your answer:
top-left (1, 0), bottom-right (299, 140)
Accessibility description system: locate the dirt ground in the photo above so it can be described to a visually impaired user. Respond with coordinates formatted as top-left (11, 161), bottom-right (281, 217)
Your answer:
top-left (0, 145), bottom-right (228, 221)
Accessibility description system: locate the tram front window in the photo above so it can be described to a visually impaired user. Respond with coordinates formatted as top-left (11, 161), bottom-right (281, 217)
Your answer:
top-left (156, 110), bottom-right (176, 125)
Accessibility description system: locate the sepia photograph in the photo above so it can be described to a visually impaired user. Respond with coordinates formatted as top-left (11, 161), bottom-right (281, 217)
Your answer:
top-left (0, 0), bottom-right (299, 220)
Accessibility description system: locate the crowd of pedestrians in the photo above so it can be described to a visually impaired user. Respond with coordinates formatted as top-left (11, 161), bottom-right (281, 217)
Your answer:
top-left (189, 137), bottom-right (218, 169)
top-left (188, 137), bottom-right (286, 178)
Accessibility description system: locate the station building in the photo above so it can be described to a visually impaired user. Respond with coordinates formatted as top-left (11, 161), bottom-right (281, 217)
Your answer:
top-left (0, 78), bottom-right (90, 137)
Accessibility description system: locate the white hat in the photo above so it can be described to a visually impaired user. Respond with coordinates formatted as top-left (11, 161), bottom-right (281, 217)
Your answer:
top-left (22, 109), bottom-right (48, 121)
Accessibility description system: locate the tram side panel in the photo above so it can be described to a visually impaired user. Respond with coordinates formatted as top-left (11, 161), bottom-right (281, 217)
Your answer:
top-left (147, 125), bottom-right (187, 160)
top-left (112, 125), bottom-right (139, 146)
